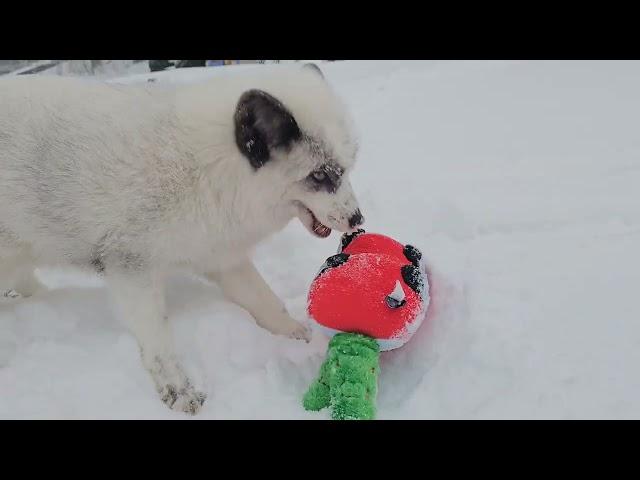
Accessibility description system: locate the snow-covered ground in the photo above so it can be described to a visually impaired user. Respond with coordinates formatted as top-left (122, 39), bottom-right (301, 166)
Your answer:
top-left (1, 60), bottom-right (640, 419)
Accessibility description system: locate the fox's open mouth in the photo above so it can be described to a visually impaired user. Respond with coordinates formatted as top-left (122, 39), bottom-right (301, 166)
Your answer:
top-left (297, 204), bottom-right (332, 238)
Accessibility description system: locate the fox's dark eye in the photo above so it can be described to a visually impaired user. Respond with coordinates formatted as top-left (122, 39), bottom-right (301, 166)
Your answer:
top-left (311, 170), bottom-right (327, 182)
top-left (305, 164), bottom-right (341, 194)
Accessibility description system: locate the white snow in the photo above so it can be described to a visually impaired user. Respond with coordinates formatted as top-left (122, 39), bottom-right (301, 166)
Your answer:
top-left (2, 60), bottom-right (640, 419)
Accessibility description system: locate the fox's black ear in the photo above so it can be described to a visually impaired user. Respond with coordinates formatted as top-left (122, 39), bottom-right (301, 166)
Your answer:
top-left (303, 63), bottom-right (324, 79)
top-left (234, 89), bottom-right (301, 169)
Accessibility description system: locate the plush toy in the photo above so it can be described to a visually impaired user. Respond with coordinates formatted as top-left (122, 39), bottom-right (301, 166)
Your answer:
top-left (303, 229), bottom-right (430, 420)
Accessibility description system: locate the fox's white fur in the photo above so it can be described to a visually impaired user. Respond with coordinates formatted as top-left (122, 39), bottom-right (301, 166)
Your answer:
top-left (0, 65), bottom-right (362, 414)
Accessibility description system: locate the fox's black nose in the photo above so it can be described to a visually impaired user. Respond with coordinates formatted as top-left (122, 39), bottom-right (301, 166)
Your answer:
top-left (348, 209), bottom-right (364, 228)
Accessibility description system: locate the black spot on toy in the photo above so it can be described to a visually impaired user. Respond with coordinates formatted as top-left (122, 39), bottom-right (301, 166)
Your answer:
top-left (339, 229), bottom-right (365, 252)
top-left (403, 244), bottom-right (422, 267)
top-left (316, 252), bottom-right (350, 277)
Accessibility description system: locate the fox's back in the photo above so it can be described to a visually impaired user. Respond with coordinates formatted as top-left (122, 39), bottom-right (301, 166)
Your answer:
top-left (0, 75), bottom-right (187, 262)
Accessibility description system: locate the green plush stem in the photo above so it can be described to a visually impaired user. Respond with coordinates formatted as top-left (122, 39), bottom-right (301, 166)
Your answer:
top-left (303, 332), bottom-right (380, 420)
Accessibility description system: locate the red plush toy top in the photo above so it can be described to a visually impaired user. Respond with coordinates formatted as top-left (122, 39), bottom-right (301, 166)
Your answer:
top-left (308, 230), bottom-right (429, 351)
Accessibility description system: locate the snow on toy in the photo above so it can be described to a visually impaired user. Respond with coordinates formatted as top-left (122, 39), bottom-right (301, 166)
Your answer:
top-left (303, 229), bottom-right (430, 420)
